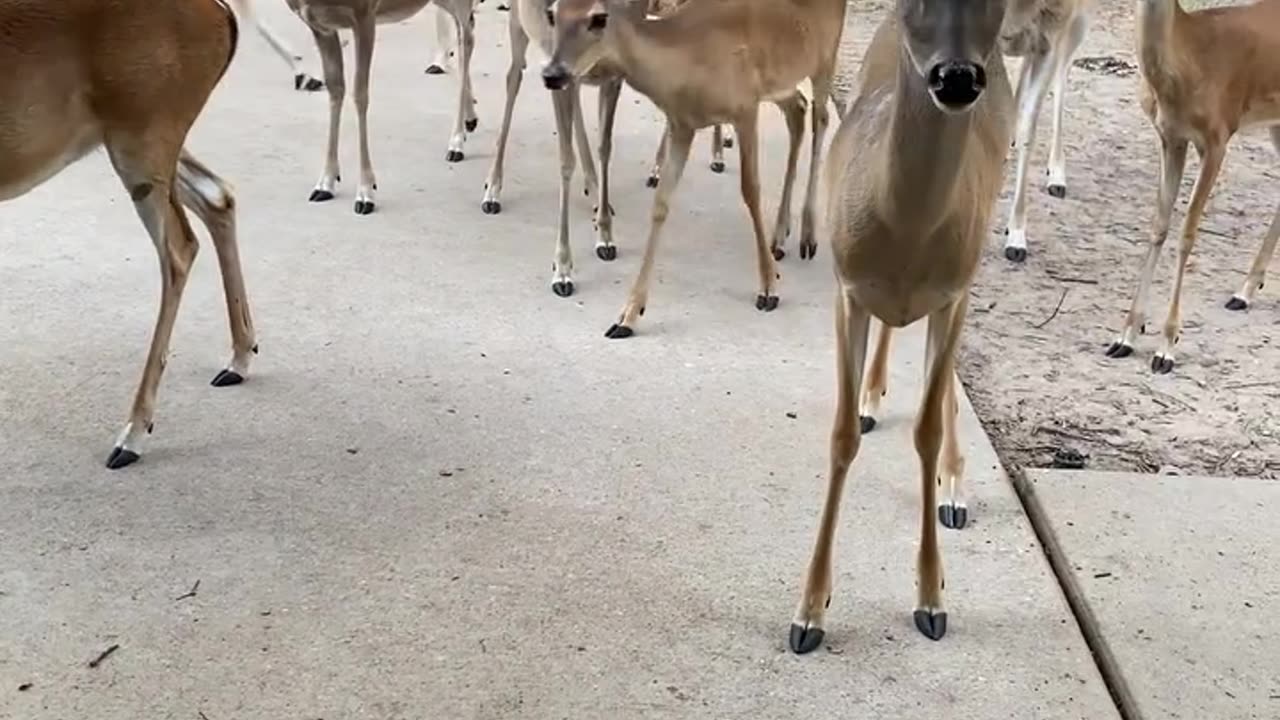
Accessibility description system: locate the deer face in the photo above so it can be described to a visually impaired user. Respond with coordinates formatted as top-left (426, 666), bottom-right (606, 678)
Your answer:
top-left (542, 0), bottom-right (613, 90)
top-left (897, 0), bottom-right (1007, 113)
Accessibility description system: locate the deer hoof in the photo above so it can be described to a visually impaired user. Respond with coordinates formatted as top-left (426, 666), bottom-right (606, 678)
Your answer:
top-left (710, 160), bottom-right (726, 173)
top-left (913, 609), bottom-right (947, 641)
top-left (755, 294), bottom-right (779, 312)
top-left (939, 503), bottom-right (968, 530)
top-left (445, 150), bottom-right (465, 163)
top-left (604, 323), bottom-right (634, 340)
top-left (1225, 296), bottom-right (1248, 311)
top-left (210, 369), bottom-right (244, 388)
top-left (1004, 246), bottom-right (1027, 263)
top-left (481, 200), bottom-right (502, 215)
top-left (772, 247), bottom-right (786, 262)
top-left (1104, 341), bottom-right (1133, 359)
top-left (1151, 353), bottom-right (1175, 374)
top-left (596, 245), bottom-right (617, 262)
top-left (309, 189), bottom-right (334, 203)
top-left (645, 175), bottom-right (659, 188)
top-left (1047, 184), bottom-right (1067, 199)
top-left (788, 623), bottom-right (824, 655)
top-left (425, 64), bottom-right (445, 75)
top-left (354, 199), bottom-right (376, 215)
top-left (105, 447), bottom-right (140, 470)
top-left (465, 118), bottom-right (479, 132)
top-left (860, 415), bottom-right (877, 434)
top-left (722, 136), bottom-right (734, 149)
top-left (799, 242), bottom-right (817, 260)
top-left (551, 280), bottom-right (575, 298)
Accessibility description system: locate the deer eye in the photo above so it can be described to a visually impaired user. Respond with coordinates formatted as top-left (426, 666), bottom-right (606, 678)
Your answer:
top-left (588, 12), bottom-right (607, 30)
top-left (545, 8), bottom-right (555, 26)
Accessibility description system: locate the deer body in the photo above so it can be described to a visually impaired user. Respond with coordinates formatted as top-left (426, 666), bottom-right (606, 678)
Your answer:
top-left (285, 0), bottom-right (478, 214)
top-left (0, 0), bottom-right (256, 468)
top-left (790, 0), bottom-right (1013, 654)
top-left (1105, 0), bottom-right (1280, 373)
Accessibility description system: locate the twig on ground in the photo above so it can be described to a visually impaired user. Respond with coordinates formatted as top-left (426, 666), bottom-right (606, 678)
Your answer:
top-left (1045, 271), bottom-right (1099, 285)
top-left (1222, 380), bottom-right (1276, 391)
top-left (1033, 289), bottom-right (1069, 329)
top-left (174, 579), bottom-right (201, 602)
top-left (87, 643), bottom-right (120, 668)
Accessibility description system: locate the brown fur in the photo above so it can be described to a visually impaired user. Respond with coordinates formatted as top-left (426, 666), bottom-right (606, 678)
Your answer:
top-left (1105, 0), bottom-right (1280, 373)
top-left (0, 0), bottom-right (256, 468)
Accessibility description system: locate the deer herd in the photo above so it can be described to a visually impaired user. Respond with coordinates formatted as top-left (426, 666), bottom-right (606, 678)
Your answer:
top-left (3, 0), bottom-right (1279, 652)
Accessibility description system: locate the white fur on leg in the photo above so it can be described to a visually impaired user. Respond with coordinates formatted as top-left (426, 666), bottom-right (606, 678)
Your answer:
top-left (1004, 226), bottom-right (1027, 252)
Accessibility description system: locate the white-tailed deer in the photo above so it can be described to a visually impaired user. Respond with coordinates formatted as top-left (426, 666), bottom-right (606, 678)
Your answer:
top-left (286, 0), bottom-right (479, 215)
top-left (789, 0), bottom-right (1013, 653)
top-left (999, 0), bottom-right (1092, 262)
top-left (543, 0), bottom-right (843, 335)
top-left (232, 0), bottom-right (327, 91)
top-left (1105, 0), bottom-right (1280, 374)
top-left (0, 0), bottom-right (256, 469)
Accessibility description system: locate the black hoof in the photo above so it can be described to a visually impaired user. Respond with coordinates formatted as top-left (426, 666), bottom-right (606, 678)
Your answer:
top-left (1225, 296), bottom-right (1248, 311)
top-left (913, 609), bottom-right (947, 641)
top-left (789, 624), bottom-right (824, 654)
top-left (772, 247), bottom-right (786, 262)
top-left (755, 294), bottom-right (780, 312)
top-left (710, 160), bottom-right (726, 174)
top-left (210, 369), bottom-right (244, 387)
top-left (309, 189), bottom-right (334, 203)
top-left (860, 415), bottom-right (876, 434)
top-left (799, 243), bottom-right (817, 261)
top-left (551, 280), bottom-right (575, 297)
top-left (445, 150), bottom-right (465, 163)
top-left (723, 136), bottom-right (734, 149)
top-left (354, 199), bottom-right (375, 215)
top-left (105, 447), bottom-right (140, 470)
top-left (497, 2), bottom-right (509, 9)
top-left (1004, 246), bottom-right (1027, 263)
top-left (465, 117), bottom-right (479, 132)
top-left (481, 200), bottom-right (502, 215)
top-left (645, 175), bottom-right (659, 188)
top-left (596, 245), bottom-right (617, 261)
top-left (1104, 341), bottom-right (1133, 359)
top-left (295, 74), bottom-right (324, 91)
top-left (1151, 354), bottom-right (1175, 374)
top-left (604, 323), bottom-right (634, 339)
top-left (425, 64), bottom-right (446, 75)
top-left (939, 503), bottom-right (968, 530)
top-left (1047, 184), bottom-right (1067, 199)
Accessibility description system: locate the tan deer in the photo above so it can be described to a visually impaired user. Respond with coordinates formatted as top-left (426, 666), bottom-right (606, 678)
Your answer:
top-left (1103, 0), bottom-right (1280, 374)
top-left (285, 0), bottom-right (479, 215)
top-left (788, 0), bottom-right (1013, 653)
top-left (543, 0), bottom-right (844, 335)
top-left (999, 0), bottom-right (1093, 262)
top-left (0, 0), bottom-right (256, 469)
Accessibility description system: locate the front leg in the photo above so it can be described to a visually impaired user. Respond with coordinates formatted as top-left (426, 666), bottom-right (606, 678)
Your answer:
top-left (444, 0), bottom-right (476, 161)
top-left (549, 85), bottom-right (579, 297)
top-left (308, 29), bottom-right (346, 203)
top-left (594, 79), bottom-right (623, 261)
top-left (351, 15), bottom-right (378, 214)
top-left (733, 110), bottom-right (780, 311)
top-left (769, 92), bottom-right (806, 261)
top-left (480, 8), bottom-right (528, 215)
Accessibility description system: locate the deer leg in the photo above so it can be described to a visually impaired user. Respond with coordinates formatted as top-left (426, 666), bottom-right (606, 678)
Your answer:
top-left (721, 124), bottom-right (735, 148)
top-left (1002, 50), bottom-right (1056, 263)
top-left (549, 85), bottom-right (579, 297)
top-left (789, 289), bottom-right (871, 654)
top-left (1227, 127), bottom-right (1280, 310)
top-left (1107, 135), bottom-right (1188, 359)
top-left (308, 29), bottom-right (345, 203)
top-left (1045, 11), bottom-right (1088, 198)
top-left (735, 110), bottom-right (781, 311)
top-left (173, 152), bottom-right (257, 387)
top-left (425, 5), bottom-right (455, 75)
top-left (710, 125), bottom-right (726, 173)
top-left (647, 127), bottom-right (668, 188)
top-left (350, 14), bottom-right (378, 214)
top-left (936, 373), bottom-right (967, 530)
top-left (573, 88), bottom-right (599, 206)
top-left (860, 321), bottom-right (893, 433)
top-left (103, 145), bottom-right (199, 469)
top-left (798, 67), bottom-right (833, 260)
top-left (1151, 140), bottom-right (1226, 374)
top-left (460, 3), bottom-right (479, 132)
top-left (605, 122), bottom-right (694, 338)
top-left (913, 296), bottom-right (967, 639)
top-left (443, 2), bottom-right (475, 161)
top-left (594, 78), bottom-right (622, 261)
top-left (769, 91), bottom-right (807, 261)
top-left (480, 11), bottom-right (528, 215)
top-left (253, 15), bottom-right (324, 91)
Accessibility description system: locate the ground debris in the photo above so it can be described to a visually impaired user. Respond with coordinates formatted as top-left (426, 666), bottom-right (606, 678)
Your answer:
top-left (87, 643), bottom-right (120, 668)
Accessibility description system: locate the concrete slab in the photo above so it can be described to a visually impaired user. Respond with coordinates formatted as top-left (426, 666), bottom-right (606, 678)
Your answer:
top-left (1025, 469), bottom-right (1280, 719)
top-left (2, 5), bottom-right (1116, 718)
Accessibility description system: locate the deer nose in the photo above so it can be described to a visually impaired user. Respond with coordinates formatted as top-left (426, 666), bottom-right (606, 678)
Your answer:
top-left (542, 63), bottom-right (570, 90)
top-left (927, 61), bottom-right (986, 110)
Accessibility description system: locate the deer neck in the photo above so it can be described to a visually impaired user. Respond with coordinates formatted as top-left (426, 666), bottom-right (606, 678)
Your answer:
top-left (1136, 0), bottom-right (1185, 86)
top-left (878, 46), bottom-right (980, 232)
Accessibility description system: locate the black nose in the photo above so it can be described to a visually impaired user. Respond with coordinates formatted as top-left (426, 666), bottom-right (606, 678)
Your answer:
top-left (927, 61), bottom-right (986, 109)
top-left (542, 64), bottom-right (569, 90)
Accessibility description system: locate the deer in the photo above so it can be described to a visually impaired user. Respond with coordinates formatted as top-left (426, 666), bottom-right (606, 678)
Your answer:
top-left (285, 0), bottom-right (479, 215)
top-left (998, 0), bottom-right (1092, 262)
top-left (1104, 0), bottom-right (1280, 374)
top-left (542, 0), bottom-right (843, 334)
top-left (787, 0), bottom-right (1014, 654)
top-left (0, 0), bottom-right (257, 469)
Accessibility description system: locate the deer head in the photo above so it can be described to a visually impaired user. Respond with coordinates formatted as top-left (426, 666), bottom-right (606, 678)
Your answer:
top-left (898, 0), bottom-right (1008, 113)
top-left (541, 0), bottom-right (644, 90)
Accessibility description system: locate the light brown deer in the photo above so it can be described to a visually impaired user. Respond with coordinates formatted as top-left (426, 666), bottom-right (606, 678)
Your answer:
top-left (543, 0), bottom-right (843, 336)
top-left (788, 0), bottom-right (1013, 653)
top-left (1105, 0), bottom-right (1280, 374)
top-left (285, 0), bottom-right (479, 215)
top-left (999, 0), bottom-right (1092, 262)
top-left (0, 0), bottom-right (256, 469)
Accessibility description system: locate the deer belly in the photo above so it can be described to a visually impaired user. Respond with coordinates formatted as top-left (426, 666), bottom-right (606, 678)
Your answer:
top-left (850, 282), bottom-right (967, 328)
